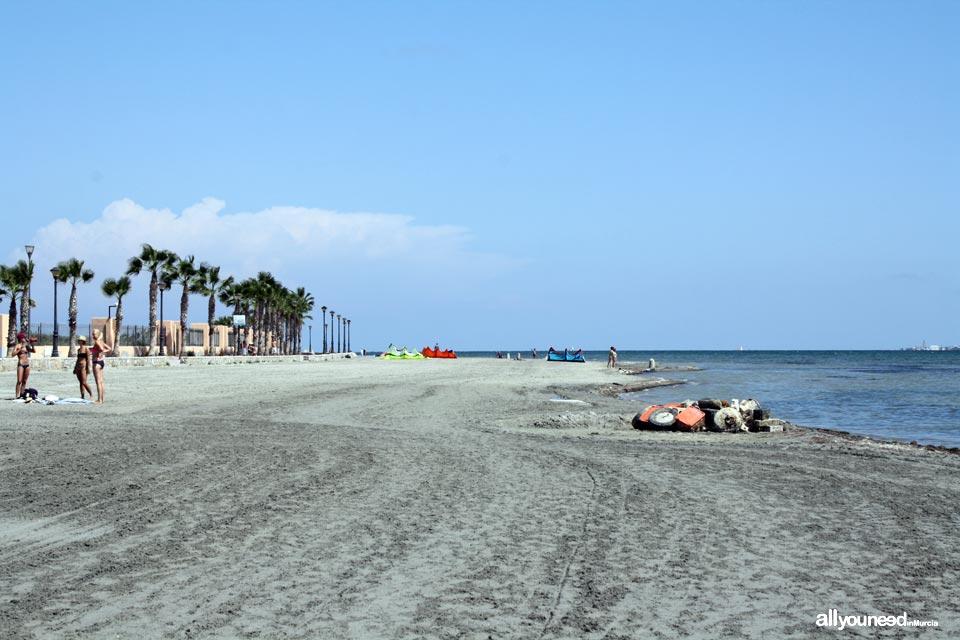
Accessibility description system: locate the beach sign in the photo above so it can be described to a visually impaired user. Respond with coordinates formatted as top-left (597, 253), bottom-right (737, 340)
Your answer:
top-left (233, 314), bottom-right (246, 327)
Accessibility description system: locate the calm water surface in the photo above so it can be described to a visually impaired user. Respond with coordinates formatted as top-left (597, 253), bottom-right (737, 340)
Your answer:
top-left (461, 350), bottom-right (960, 448)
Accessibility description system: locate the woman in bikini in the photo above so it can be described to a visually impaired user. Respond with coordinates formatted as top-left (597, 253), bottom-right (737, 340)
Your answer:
top-left (90, 328), bottom-right (112, 404)
top-left (74, 335), bottom-right (94, 399)
top-left (14, 332), bottom-right (35, 399)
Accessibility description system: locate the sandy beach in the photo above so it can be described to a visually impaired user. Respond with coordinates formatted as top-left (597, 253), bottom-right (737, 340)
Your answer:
top-left (1, 356), bottom-right (957, 638)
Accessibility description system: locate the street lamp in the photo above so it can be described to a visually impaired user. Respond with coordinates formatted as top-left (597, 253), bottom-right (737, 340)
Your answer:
top-left (329, 309), bottom-right (335, 352)
top-left (347, 319), bottom-right (351, 353)
top-left (336, 314), bottom-right (341, 352)
top-left (321, 306), bottom-right (327, 353)
top-left (158, 281), bottom-right (167, 356)
top-left (50, 266), bottom-right (61, 357)
top-left (23, 245), bottom-right (34, 334)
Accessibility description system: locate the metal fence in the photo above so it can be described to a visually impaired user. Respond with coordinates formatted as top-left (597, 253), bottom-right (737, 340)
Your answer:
top-left (25, 323), bottom-right (153, 347)
top-left (25, 323), bottom-right (72, 344)
top-left (118, 325), bottom-right (152, 347)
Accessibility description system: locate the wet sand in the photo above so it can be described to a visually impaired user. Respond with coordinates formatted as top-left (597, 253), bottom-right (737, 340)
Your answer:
top-left (1, 357), bottom-right (958, 638)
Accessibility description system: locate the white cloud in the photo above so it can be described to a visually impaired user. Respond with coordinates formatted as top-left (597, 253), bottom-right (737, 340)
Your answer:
top-left (11, 198), bottom-right (521, 328)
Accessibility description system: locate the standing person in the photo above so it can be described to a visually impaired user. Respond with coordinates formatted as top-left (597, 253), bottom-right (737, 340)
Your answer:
top-left (14, 332), bottom-right (35, 399)
top-left (90, 328), bottom-right (112, 404)
top-left (532, 347), bottom-right (538, 359)
top-left (73, 335), bottom-right (94, 399)
top-left (608, 346), bottom-right (618, 368)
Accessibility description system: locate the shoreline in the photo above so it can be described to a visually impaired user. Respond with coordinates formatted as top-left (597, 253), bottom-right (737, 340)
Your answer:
top-left (5, 352), bottom-right (959, 451)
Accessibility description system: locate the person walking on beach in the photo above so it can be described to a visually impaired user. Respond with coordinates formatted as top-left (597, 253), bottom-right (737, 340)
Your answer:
top-left (532, 347), bottom-right (537, 359)
top-left (14, 332), bottom-right (35, 399)
top-left (90, 328), bottom-right (112, 404)
top-left (607, 346), bottom-right (618, 368)
top-left (73, 335), bottom-right (94, 399)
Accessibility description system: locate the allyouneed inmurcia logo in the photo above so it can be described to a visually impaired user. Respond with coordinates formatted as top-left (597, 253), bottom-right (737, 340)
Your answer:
top-left (816, 609), bottom-right (939, 630)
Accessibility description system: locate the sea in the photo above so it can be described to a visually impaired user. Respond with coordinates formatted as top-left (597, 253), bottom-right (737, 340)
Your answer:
top-left (459, 350), bottom-right (960, 448)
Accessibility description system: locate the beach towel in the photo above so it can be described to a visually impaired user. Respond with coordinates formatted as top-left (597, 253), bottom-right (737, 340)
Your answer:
top-left (52, 398), bottom-right (94, 405)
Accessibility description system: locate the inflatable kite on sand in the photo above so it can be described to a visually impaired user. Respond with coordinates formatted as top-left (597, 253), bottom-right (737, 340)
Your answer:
top-left (381, 345), bottom-right (426, 360)
top-left (547, 347), bottom-right (585, 362)
top-left (422, 347), bottom-right (457, 359)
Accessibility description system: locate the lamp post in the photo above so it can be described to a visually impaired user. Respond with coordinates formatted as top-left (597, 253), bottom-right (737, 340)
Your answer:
top-left (158, 281), bottom-right (167, 356)
top-left (347, 319), bottom-right (351, 353)
top-left (329, 309), bottom-right (335, 352)
top-left (23, 245), bottom-right (34, 334)
top-left (321, 306), bottom-right (327, 353)
top-left (50, 267), bottom-right (61, 357)
top-left (309, 325), bottom-right (313, 353)
top-left (341, 317), bottom-right (346, 353)
top-left (336, 314), bottom-right (341, 352)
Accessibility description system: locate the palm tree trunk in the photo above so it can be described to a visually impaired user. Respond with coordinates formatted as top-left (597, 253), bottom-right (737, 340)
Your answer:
top-left (68, 283), bottom-right (79, 357)
top-left (6, 297), bottom-right (17, 357)
top-left (179, 283), bottom-right (189, 357)
top-left (115, 300), bottom-right (124, 354)
top-left (273, 311), bottom-right (280, 354)
top-left (19, 290), bottom-right (29, 336)
top-left (208, 294), bottom-right (216, 356)
top-left (258, 302), bottom-right (266, 354)
top-left (149, 272), bottom-right (158, 352)
top-left (251, 302), bottom-right (258, 353)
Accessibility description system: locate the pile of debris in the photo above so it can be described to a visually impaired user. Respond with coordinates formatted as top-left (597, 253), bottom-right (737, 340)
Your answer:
top-left (633, 398), bottom-right (786, 433)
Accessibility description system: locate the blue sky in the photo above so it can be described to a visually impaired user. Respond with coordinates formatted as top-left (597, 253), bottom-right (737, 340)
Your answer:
top-left (2, 1), bottom-right (957, 350)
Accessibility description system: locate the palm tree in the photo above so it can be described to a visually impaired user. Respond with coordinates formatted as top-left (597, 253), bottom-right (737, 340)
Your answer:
top-left (55, 258), bottom-right (95, 357)
top-left (270, 286), bottom-right (289, 354)
top-left (101, 276), bottom-right (132, 353)
top-left (2, 261), bottom-right (31, 357)
top-left (249, 272), bottom-right (278, 354)
top-left (218, 279), bottom-right (246, 354)
top-left (127, 244), bottom-right (176, 354)
top-left (162, 255), bottom-right (198, 357)
top-left (13, 259), bottom-right (34, 338)
top-left (196, 263), bottom-right (233, 355)
top-left (289, 287), bottom-right (314, 354)
top-left (264, 279), bottom-right (286, 354)
top-left (0, 265), bottom-right (18, 357)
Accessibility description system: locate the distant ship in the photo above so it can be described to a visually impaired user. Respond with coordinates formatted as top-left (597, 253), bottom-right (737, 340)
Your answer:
top-left (904, 340), bottom-right (960, 351)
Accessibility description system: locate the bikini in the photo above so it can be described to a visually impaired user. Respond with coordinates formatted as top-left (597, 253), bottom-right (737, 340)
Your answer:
top-left (17, 346), bottom-right (30, 369)
top-left (75, 349), bottom-right (89, 374)
top-left (91, 346), bottom-right (105, 369)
